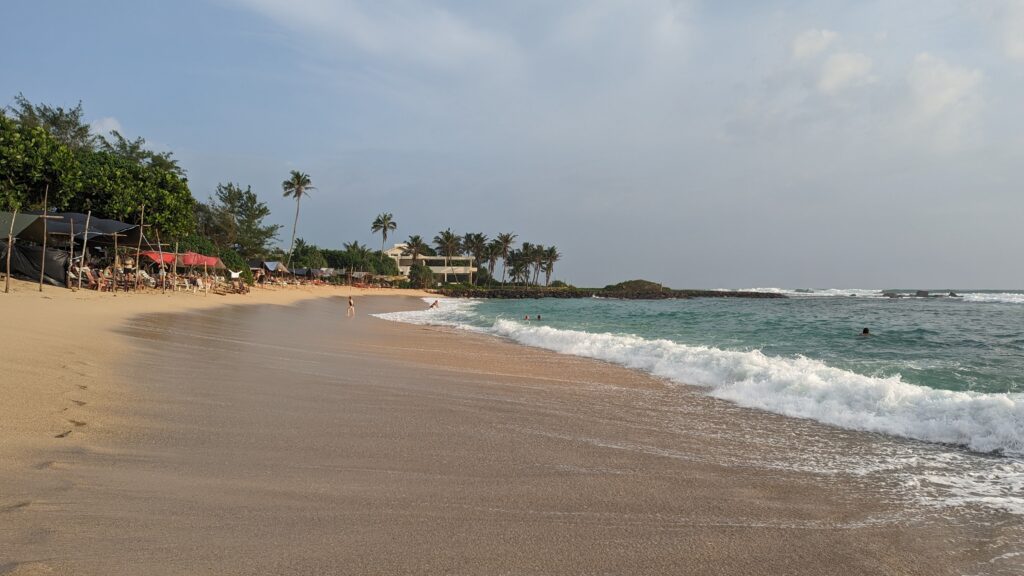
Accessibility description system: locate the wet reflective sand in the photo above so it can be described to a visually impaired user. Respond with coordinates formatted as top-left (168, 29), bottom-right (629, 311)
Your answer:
top-left (2, 296), bottom-right (1018, 575)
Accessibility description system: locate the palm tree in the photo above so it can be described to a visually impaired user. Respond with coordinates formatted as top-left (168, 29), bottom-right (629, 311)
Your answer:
top-left (495, 232), bottom-right (517, 285)
top-left (371, 212), bottom-right (398, 268)
top-left (433, 228), bottom-right (462, 283)
top-left (531, 243), bottom-right (546, 286)
top-left (405, 234), bottom-right (428, 264)
top-left (281, 170), bottom-right (315, 267)
top-left (485, 240), bottom-right (502, 285)
top-left (342, 240), bottom-right (373, 272)
top-left (543, 246), bottom-right (561, 286)
top-left (520, 242), bottom-right (536, 287)
top-left (509, 250), bottom-right (529, 285)
top-left (462, 232), bottom-right (488, 286)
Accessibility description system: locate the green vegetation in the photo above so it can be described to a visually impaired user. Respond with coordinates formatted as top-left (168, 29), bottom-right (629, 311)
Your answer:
top-left (1, 97), bottom-right (194, 237)
top-left (1, 94), bottom-right (569, 289)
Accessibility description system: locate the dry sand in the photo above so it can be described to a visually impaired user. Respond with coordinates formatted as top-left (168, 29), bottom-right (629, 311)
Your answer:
top-left (0, 279), bottom-right (1006, 575)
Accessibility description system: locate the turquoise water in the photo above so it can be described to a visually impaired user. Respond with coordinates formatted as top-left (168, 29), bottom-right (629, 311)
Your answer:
top-left (380, 290), bottom-right (1024, 458)
top-left (378, 290), bottom-right (1024, 537)
top-left (471, 294), bottom-right (1024, 395)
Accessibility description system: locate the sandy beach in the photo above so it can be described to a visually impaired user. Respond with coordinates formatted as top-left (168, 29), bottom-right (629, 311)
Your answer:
top-left (0, 281), bottom-right (1011, 575)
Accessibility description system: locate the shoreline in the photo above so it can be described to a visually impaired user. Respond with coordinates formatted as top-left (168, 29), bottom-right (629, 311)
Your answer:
top-left (0, 284), bottom-right (1017, 574)
top-left (0, 278), bottom-right (430, 465)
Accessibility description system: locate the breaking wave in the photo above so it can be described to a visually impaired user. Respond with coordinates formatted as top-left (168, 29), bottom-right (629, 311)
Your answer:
top-left (490, 320), bottom-right (1023, 457)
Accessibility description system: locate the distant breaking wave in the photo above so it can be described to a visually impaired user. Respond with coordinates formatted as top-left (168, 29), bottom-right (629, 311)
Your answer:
top-left (734, 288), bottom-right (1024, 303)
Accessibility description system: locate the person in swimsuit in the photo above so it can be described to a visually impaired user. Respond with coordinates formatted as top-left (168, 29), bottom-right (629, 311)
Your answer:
top-left (347, 296), bottom-right (355, 317)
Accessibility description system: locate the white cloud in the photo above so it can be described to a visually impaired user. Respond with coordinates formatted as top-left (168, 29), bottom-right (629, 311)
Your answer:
top-left (907, 53), bottom-right (983, 118)
top-left (817, 52), bottom-right (873, 94)
top-left (792, 28), bottom-right (837, 60)
top-left (89, 116), bottom-right (122, 136)
top-left (996, 0), bottom-right (1024, 61)
top-left (229, 0), bottom-right (520, 71)
top-left (902, 52), bottom-right (984, 151)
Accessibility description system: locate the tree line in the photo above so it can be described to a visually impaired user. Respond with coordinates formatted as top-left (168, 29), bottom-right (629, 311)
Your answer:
top-left (1, 94), bottom-right (563, 287)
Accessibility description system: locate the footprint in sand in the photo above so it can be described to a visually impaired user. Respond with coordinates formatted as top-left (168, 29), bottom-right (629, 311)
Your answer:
top-left (71, 400), bottom-right (87, 406)
top-left (78, 385), bottom-right (88, 390)
top-left (1, 501), bottom-right (33, 513)
top-left (68, 420), bottom-right (86, 427)
top-left (54, 430), bottom-right (72, 438)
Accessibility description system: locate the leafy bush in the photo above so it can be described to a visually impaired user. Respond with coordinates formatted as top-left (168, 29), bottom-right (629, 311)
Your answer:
top-left (408, 262), bottom-right (433, 289)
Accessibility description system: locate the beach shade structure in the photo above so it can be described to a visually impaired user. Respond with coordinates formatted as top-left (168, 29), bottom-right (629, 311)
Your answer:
top-left (179, 252), bottom-right (206, 267)
top-left (0, 239), bottom-right (70, 286)
top-left (262, 261), bottom-right (289, 274)
top-left (14, 211), bottom-right (140, 246)
top-left (141, 250), bottom-right (177, 265)
top-left (0, 212), bottom-right (40, 239)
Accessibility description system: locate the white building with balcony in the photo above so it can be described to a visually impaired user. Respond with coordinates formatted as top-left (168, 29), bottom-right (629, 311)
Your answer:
top-left (384, 244), bottom-right (477, 282)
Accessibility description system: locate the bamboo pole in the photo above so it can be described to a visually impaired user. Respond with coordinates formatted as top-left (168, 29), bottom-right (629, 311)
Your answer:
top-left (67, 217), bottom-right (75, 290)
top-left (134, 205), bottom-right (145, 290)
top-left (173, 241), bottom-right (178, 291)
top-left (38, 184), bottom-right (48, 292)
top-left (78, 211), bottom-right (91, 291)
top-left (156, 228), bottom-right (166, 294)
top-left (112, 228), bottom-right (119, 297)
top-left (5, 207), bottom-right (16, 294)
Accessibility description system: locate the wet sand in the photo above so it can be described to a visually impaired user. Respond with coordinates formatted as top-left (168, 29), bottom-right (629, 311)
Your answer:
top-left (0, 292), bottom-right (1009, 575)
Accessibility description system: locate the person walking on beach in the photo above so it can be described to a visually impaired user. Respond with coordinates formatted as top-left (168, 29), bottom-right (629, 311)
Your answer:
top-left (347, 296), bottom-right (355, 317)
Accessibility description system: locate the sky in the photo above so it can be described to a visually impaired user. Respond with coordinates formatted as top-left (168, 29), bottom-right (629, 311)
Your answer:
top-left (2, 0), bottom-right (1023, 288)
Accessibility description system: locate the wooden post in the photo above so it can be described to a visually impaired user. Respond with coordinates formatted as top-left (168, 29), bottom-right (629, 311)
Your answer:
top-left (4, 207), bottom-right (16, 294)
top-left (67, 216), bottom-right (75, 290)
top-left (38, 184), bottom-right (48, 292)
top-left (78, 211), bottom-right (91, 291)
top-left (173, 241), bottom-right (179, 291)
top-left (112, 229), bottom-right (119, 297)
top-left (134, 205), bottom-right (145, 290)
top-left (34, 185), bottom-right (63, 292)
top-left (156, 228), bottom-right (166, 293)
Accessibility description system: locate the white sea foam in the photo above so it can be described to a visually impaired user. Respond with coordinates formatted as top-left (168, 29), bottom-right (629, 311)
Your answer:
top-left (961, 292), bottom-right (1024, 304)
top-left (733, 287), bottom-right (887, 298)
top-left (374, 297), bottom-right (484, 329)
top-left (376, 299), bottom-right (1024, 515)
top-left (736, 288), bottom-right (1024, 303)
top-left (490, 320), bottom-right (1024, 457)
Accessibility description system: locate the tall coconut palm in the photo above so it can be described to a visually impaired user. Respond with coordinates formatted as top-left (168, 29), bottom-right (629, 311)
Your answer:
top-left (495, 232), bottom-right (517, 285)
top-left (509, 250), bottom-right (529, 285)
top-left (433, 228), bottom-right (462, 283)
top-left (462, 232), bottom-right (488, 286)
top-left (405, 234), bottom-right (428, 264)
top-left (531, 243), bottom-right (546, 286)
top-left (371, 212), bottom-right (397, 268)
top-left (485, 240), bottom-right (502, 285)
top-left (520, 242), bottom-right (535, 287)
top-left (282, 170), bottom-right (315, 267)
top-left (543, 246), bottom-right (561, 286)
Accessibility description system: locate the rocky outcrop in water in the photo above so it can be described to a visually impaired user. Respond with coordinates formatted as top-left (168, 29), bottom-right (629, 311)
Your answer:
top-left (435, 279), bottom-right (786, 300)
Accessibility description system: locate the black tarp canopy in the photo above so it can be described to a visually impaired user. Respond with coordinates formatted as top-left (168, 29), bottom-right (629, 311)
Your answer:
top-left (0, 211), bottom-right (141, 246)
top-left (0, 240), bottom-right (69, 286)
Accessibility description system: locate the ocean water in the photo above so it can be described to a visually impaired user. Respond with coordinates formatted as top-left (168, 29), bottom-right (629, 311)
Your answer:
top-left (375, 290), bottom-right (1024, 521)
